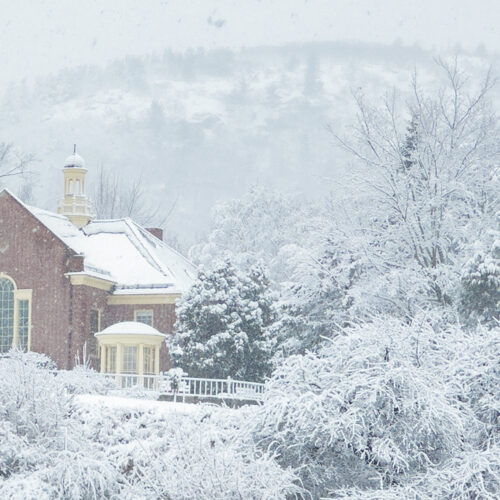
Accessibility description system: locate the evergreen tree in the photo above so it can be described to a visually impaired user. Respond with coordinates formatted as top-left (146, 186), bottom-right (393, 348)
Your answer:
top-left (400, 113), bottom-right (419, 173)
top-left (171, 260), bottom-right (276, 382)
top-left (269, 235), bottom-right (361, 361)
top-left (460, 229), bottom-right (500, 329)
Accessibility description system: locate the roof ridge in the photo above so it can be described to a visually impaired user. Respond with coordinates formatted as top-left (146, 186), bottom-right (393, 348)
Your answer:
top-left (123, 219), bottom-right (169, 276)
top-left (135, 221), bottom-right (195, 267)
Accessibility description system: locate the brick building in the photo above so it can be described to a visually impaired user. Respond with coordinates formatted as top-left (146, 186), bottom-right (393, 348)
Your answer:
top-left (0, 151), bottom-right (196, 377)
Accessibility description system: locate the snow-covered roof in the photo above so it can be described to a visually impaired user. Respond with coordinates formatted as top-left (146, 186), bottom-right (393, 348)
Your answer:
top-left (28, 205), bottom-right (87, 254)
top-left (82, 218), bottom-right (196, 292)
top-left (64, 153), bottom-right (86, 168)
top-left (1, 189), bottom-right (196, 294)
top-left (95, 321), bottom-right (166, 337)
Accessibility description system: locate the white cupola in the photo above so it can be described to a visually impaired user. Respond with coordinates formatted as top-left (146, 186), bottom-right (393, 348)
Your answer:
top-left (57, 146), bottom-right (94, 228)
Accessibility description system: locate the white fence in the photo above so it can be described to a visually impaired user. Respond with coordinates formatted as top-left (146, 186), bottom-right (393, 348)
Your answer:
top-left (96, 372), bottom-right (265, 403)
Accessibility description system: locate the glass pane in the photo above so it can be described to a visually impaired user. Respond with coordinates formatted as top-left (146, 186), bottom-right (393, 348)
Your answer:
top-left (107, 346), bottom-right (117, 373)
top-left (90, 310), bottom-right (100, 334)
top-left (143, 346), bottom-right (154, 374)
top-left (0, 279), bottom-right (14, 353)
top-left (123, 346), bottom-right (137, 374)
top-left (17, 299), bottom-right (29, 350)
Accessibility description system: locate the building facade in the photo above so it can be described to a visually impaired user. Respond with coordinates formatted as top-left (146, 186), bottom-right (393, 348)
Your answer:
top-left (0, 152), bottom-right (196, 375)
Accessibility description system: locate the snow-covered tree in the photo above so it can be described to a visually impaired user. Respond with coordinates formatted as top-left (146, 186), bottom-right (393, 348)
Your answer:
top-left (171, 260), bottom-right (276, 381)
top-left (189, 186), bottom-right (321, 282)
top-left (334, 59), bottom-right (499, 318)
top-left (254, 318), bottom-right (499, 498)
top-left (460, 226), bottom-right (500, 329)
top-left (269, 230), bottom-right (363, 361)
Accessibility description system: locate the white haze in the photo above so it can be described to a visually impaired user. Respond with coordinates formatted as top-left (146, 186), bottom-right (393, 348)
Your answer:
top-left (1, 0), bottom-right (499, 246)
top-left (1, 0), bottom-right (499, 90)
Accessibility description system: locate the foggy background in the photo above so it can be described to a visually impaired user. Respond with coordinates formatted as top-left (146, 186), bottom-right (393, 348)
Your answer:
top-left (1, 0), bottom-right (499, 248)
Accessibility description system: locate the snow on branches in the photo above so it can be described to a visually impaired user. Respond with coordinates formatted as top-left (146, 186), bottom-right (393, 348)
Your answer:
top-left (171, 260), bottom-right (276, 381)
top-left (254, 318), bottom-right (500, 498)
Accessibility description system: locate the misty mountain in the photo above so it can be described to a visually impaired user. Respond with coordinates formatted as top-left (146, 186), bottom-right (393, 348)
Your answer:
top-left (0, 42), bottom-right (492, 246)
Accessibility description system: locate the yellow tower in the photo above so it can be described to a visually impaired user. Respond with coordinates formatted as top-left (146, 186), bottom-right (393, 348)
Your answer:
top-left (57, 147), bottom-right (94, 228)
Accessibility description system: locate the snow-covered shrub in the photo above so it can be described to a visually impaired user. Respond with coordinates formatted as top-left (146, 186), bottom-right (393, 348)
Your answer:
top-left (37, 450), bottom-right (124, 500)
top-left (55, 364), bottom-right (116, 395)
top-left (161, 366), bottom-right (187, 393)
top-left (335, 445), bottom-right (500, 500)
top-left (72, 398), bottom-right (302, 499)
top-left (416, 446), bottom-right (500, 499)
top-left (442, 325), bottom-right (500, 444)
top-left (0, 350), bottom-right (72, 443)
top-left (0, 421), bottom-right (33, 478)
top-left (135, 418), bottom-right (301, 499)
top-left (254, 318), bottom-right (467, 497)
top-left (0, 449), bottom-right (123, 500)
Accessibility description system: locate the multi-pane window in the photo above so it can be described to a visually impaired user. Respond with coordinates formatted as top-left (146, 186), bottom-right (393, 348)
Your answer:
top-left (0, 278), bottom-right (14, 353)
top-left (17, 300), bottom-right (29, 351)
top-left (123, 346), bottom-right (137, 374)
top-left (0, 276), bottom-right (32, 352)
top-left (135, 310), bottom-right (153, 326)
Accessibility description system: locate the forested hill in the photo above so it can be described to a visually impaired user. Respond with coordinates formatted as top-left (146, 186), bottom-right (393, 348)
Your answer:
top-left (0, 42), bottom-right (493, 245)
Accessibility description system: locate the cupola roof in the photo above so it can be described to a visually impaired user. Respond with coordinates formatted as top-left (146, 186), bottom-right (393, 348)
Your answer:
top-left (64, 152), bottom-right (86, 169)
top-left (95, 321), bottom-right (166, 337)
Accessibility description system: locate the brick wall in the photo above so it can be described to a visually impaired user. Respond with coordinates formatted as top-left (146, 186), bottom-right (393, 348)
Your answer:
top-left (0, 191), bottom-right (74, 368)
top-left (70, 284), bottom-right (109, 369)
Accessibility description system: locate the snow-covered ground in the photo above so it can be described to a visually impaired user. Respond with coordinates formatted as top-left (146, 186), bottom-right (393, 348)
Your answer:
top-left (75, 393), bottom-right (203, 415)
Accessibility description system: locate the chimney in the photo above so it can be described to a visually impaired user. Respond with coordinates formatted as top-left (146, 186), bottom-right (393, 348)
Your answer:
top-left (146, 227), bottom-right (163, 241)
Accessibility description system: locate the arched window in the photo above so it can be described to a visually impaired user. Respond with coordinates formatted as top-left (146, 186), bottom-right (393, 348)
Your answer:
top-left (0, 275), bottom-right (32, 353)
top-left (0, 278), bottom-right (14, 353)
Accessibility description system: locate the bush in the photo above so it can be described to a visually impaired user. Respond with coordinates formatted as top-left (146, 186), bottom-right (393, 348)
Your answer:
top-left (254, 319), bottom-right (470, 496)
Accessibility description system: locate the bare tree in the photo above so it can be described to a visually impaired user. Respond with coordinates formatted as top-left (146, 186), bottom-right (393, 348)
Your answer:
top-left (91, 165), bottom-right (177, 228)
top-left (0, 142), bottom-right (34, 185)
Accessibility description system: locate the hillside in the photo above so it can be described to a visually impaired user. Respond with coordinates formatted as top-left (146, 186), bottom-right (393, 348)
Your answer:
top-left (0, 43), bottom-right (493, 245)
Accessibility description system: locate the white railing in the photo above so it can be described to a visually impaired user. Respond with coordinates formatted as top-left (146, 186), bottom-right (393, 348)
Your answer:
top-left (94, 372), bottom-right (265, 403)
top-left (160, 376), bottom-right (265, 403)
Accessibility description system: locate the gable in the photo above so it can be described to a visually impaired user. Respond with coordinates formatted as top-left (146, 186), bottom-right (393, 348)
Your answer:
top-left (0, 189), bottom-right (80, 257)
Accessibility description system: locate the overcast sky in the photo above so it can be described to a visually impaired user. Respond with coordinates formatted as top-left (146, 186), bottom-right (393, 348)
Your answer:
top-left (1, 0), bottom-right (499, 92)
